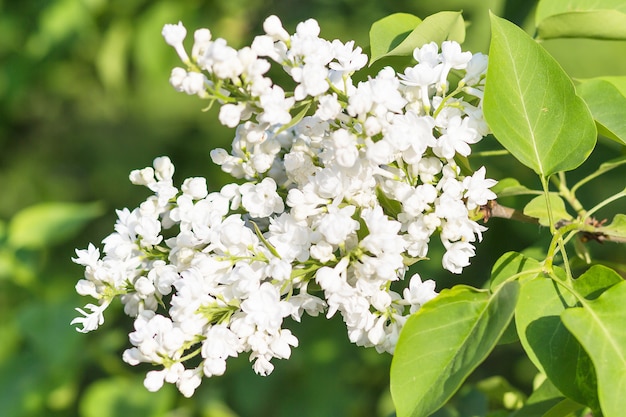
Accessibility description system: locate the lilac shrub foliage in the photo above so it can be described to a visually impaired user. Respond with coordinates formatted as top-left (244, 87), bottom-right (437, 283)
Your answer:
top-left (71, 15), bottom-right (495, 396)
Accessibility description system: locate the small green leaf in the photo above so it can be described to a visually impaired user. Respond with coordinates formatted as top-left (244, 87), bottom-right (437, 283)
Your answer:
top-left (577, 77), bottom-right (626, 145)
top-left (250, 220), bottom-right (281, 259)
top-left (7, 202), bottom-right (104, 249)
top-left (390, 281), bottom-right (519, 417)
top-left (562, 281), bottom-right (626, 417)
top-left (491, 178), bottom-right (542, 198)
top-left (375, 186), bottom-right (403, 219)
top-left (515, 276), bottom-right (600, 410)
top-left (483, 13), bottom-right (597, 177)
top-left (597, 213), bottom-right (626, 240)
top-left (523, 194), bottom-right (573, 227)
top-left (536, 0), bottom-right (626, 40)
top-left (369, 11), bottom-right (465, 65)
top-left (276, 102), bottom-right (311, 135)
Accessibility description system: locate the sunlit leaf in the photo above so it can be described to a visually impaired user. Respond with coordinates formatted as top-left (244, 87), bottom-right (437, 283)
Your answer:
top-left (369, 11), bottom-right (465, 65)
top-left (536, 0), bottom-right (626, 40)
top-left (7, 202), bottom-right (104, 249)
top-left (577, 77), bottom-right (626, 145)
top-left (390, 282), bottom-right (519, 417)
top-left (562, 281), bottom-right (626, 417)
top-left (369, 13), bottom-right (422, 65)
top-left (515, 275), bottom-right (600, 410)
top-left (523, 194), bottom-right (573, 227)
top-left (483, 13), bottom-right (597, 177)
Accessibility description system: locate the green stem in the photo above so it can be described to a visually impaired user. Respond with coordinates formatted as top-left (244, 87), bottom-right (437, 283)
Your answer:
top-left (432, 83), bottom-right (465, 119)
top-left (178, 346), bottom-right (203, 363)
top-left (469, 149), bottom-right (510, 158)
top-left (585, 188), bottom-right (626, 219)
top-left (547, 270), bottom-right (590, 307)
top-left (552, 172), bottom-right (586, 216)
top-left (540, 176), bottom-right (573, 278)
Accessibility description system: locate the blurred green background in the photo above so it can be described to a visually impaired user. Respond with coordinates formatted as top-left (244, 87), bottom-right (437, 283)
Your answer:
top-left (1, 1), bottom-right (624, 416)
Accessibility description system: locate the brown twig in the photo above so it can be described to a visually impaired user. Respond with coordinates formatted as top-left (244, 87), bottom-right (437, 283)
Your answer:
top-left (479, 201), bottom-right (626, 244)
top-left (480, 200), bottom-right (539, 224)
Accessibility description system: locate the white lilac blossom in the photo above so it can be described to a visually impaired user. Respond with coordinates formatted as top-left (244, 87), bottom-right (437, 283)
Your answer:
top-left (72, 15), bottom-right (496, 397)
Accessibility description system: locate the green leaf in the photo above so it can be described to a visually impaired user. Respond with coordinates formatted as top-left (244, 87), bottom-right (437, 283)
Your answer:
top-left (7, 202), bottom-right (103, 249)
top-left (390, 281), bottom-right (519, 417)
top-left (376, 186), bottom-right (403, 219)
top-left (489, 252), bottom-right (542, 346)
top-left (510, 377), bottom-right (569, 417)
top-left (597, 213), bottom-right (626, 240)
top-left (515, 276), bottom-right (600, 410)
top-left (562, 281), bottom-right (626, 417)
top-left (489, 251), bottom-right (542, 291)
top-left (523, 194), bottom-right (573, 227)
top-left (483, 13), bottom-right (597, 177)
top-left (577, 77), bottom-right (626, 145)
top-left (536, 0), bottom-right (626, 40)
top-left (491, 178), bottom-right (542, 198)
top-left (369, 11), bottom-right (465, 65)
top-left (542, 398), bottom-right (588, 417)
top-left (369, 13), bottom-right (422, 65)
top-left (571, 264), bottom-right (623, 300)
top-left (276, 102), bottom-right (311, 135)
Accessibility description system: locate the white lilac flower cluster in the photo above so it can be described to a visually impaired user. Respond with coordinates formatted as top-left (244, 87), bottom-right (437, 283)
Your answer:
top-left (71, 15), bottom-right (496, 397)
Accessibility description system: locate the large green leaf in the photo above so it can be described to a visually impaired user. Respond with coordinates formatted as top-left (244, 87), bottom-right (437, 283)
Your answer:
top-left (515, 275), bottom-right (600, 409)
top-left (488, 252), bottom-right (541, 346)
top-left (489, 251), bottom-right (542, 290)
top-left (369, 11), bottom-right (465, 65)
top-left (562, 280), bottom-right (626, 417)
top-left (390, 281), bottom-right (519, 417)
top-left (536, 0), bottom-right (626, 40)
top-left (577, 77), bottom-right (626, 145)
top-left (369, 13), bottom-right (422, 65)
top-left (483, 14), bottom-right (597, 177)
top-left (7, 202), bottom-right (103, 249)
top-left (572, 264), bottom-right (623, 299)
